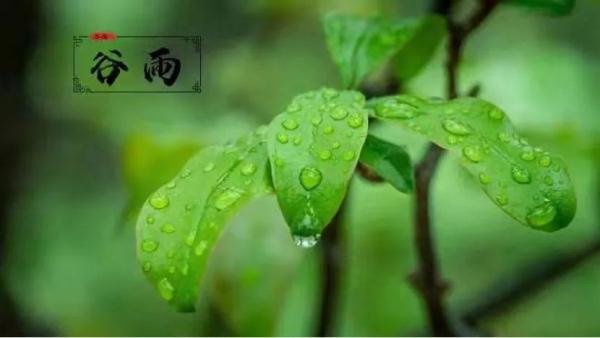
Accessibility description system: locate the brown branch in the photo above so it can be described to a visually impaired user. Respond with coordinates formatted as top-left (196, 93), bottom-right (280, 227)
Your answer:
top-left (410, 1), bottom-right (499, 336)
top-left (317, 192), bottom-right (348, 336)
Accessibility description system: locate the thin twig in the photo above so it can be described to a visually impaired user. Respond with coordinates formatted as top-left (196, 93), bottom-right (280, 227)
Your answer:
top-left (316, 66), bottom-right (401, 337)
top-left (317, 192), bottom-right (348, 336)
top-left (410, 0), bottom-right (499, 336)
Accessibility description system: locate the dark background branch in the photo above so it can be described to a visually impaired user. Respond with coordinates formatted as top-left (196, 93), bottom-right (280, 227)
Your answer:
top-left (410, 0), bottom-right (499, 336)
top-left (462, 237), bottom-right (600, 327)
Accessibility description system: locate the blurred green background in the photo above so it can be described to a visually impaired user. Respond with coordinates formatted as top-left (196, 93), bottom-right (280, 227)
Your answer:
top-left (1, 0), bottom-right (599, 336)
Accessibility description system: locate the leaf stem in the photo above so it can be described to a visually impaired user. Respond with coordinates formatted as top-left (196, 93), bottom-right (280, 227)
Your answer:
top-left (410, 0), bottom-right (499, 335)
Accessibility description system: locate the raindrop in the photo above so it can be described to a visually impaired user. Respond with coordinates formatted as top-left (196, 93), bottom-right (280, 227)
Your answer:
top-left (342, 151), bottom-right (355, 161)
top-left (488, 108), bottom-right (504, 121)
top-left (462, 145), bottom-right (483, 163)
top-left (322, 88), bottom-right (339, 100)
top-left (347, 113), bottom-right (364, 128)
top-left (332, 141), bottom-right (341, 149)
top-left (214, 188), bottom-right (244, 211)
top-left (166, 181), bottom-right (176, 189)
top-left (185, 231), bottom-right (196, 247)
top-left (180, 169), bottom-right (192, 178)
top-left (277, 133), bottom-right (289, 144)
top-left (319, 150), bottom-right (332, 160)
top-left (185, 203), bottom-right (195, 211)
top-left (146, 215), bottom-right (155, 225)
top-left (526, 203), bottom-right (557, 227)
top-left (495, 194), bottom-right (509, 206)
top-left (311, 115), bottom-right (322, 126)
top-left (157, 278), bottom-right (175, 301)
top-left (282, 119), bottom-right (299, 130)
top-left (479, 173), bottom-right (490, 185)
top-left (141, 240), bottom-right (159, 253)
top-left (241, 162), bottom-right (257, 176)
top-left (375, 100), bottom-right (417, 119)
top-left (142, 261), bottom-right (152, 272)
top-left (538, 155), bottom-right (552, 167)
top-left (203, 162), bottom-right (216, 172)
top-left (293, 234), bottom-right (320, 248)
top-left (330, 107), bottom-right (348, 120)
top-left (442, 119), bottom-right (471, 136)
top-left (299, 167), bottom-right (322, 191)
top-left (149, 193), bottom-right (169, 209)
top-left (353, 92), bottom-right (365, 106)
top-left (287, 102), bottom-right (301, 113)
top-left (323, 126), bottom-right (334, 135)
top-left (498, 132), bottom-right (511, 143)
top-left (194, 241), bottom-right (208, 256)
top-left (544, 175), bottom-right (554, 186)
top-left (161, 224), bottom-right (176, 234)
top-left (511, 166), bottom-right (531, 184)
top-left (447, 135), bottom-right (458, 145)
top-left (293, 136), bottom-right (302, 145)
top-left (275, 158), bottom-right (284, 167)
top-left (520, 147), bottom-right (535, 161)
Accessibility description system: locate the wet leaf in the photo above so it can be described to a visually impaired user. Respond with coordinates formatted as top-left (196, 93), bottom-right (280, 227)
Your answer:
top-left (322, 14), bottom-right (445, 89)
top-left (368, 95), bottom-right (576, 231)
top-left (502, 0), bottom-right (575, 16)
top-left (136, 129), bottom-right (272, 311)
top-left (267, 88), bottom-right (368, 244)
top-left (121, 134), bottom-right (200, 224)
top-left (359, 134), bottom-right (414, 193)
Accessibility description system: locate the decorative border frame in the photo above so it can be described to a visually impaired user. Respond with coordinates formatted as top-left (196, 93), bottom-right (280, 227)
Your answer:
top-left (72, 35), bottom-right (201, 93)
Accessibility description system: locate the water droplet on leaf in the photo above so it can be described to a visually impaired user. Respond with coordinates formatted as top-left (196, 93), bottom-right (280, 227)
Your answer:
top-left (241, 162), bottom-right (257, 176)
top-left (277, 133), bottom-right (289, 144)
top-left (161, 224), bottom-right (176, 233)
top-left (214, 188), bottom-right (244, 210)
top-left (462, 145), bottom-right (483, 163)
top-left (282, 119), bottom-right (299, 130)
top-left (539, 155), bottom-right (551, 167)
top-left (347, 113), bottom-right (364, 128)
top-left (479, 173), bottom-right (490, 185)
top-left (141, 240), bottom-right (159, 252)
top-left (149, 193), bottom-right (169, 209)
top-left (195, 241), bottom-right (208, 256)
top-left (203, 162), bottom-right (215, 172)
top-left (526, 203), bottom-right (557, 227)
top-left (442, 119), bottom-right (471, 135)
top-left (157, 278), bottom-right (175, 301)
top-left (511, 166), bottom-right (531, 184)
top-left (330, 107), bottom-right (348, 120)
top-left (299, 167), bottom-right (322, 191)
top-left (319, 150), bottom-right (332, 160)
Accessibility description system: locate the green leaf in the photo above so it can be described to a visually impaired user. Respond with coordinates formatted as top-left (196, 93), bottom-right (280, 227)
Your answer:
top-left (359, 134), bottom-right (414, 193)
top-left (322, 14), bottom-right (445, 89)
top-left (136, 129), bottom-right (272, 311)
top-left (502, 0), bottom-right (575, 16)
top-left (368, 95), bottom-right (576, 231)
top-left (267, 88), bottom-right (368, 244)
top-left (121, 134), bottom-right (200, 224)
top-left (393, 16), bottom-right (445, 82)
